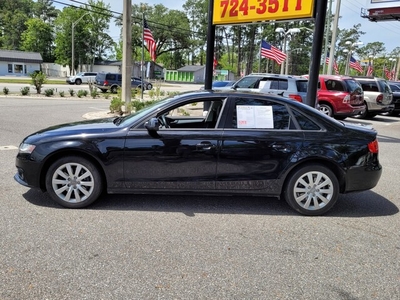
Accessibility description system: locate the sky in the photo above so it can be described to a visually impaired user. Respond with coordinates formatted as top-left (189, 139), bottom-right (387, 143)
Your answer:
top-left (56, 0), bottom-right (400, 53)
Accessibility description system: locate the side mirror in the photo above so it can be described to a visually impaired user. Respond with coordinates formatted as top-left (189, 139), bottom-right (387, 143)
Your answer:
top-left (145, 117), bottom-right (160, 131)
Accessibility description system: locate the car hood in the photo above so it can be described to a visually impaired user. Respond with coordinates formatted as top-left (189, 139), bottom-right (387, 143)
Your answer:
top-left (23, 117), bottom-right (125, 144)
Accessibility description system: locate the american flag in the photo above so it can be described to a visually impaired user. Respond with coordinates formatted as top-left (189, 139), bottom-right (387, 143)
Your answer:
top-left (384, 66), bottom-right (391, 79)
top-left (261, 40), bottom-right (286, 65)
top-left (366, 62), bottom-right (373, 76)
top-left (390, 67), bottom-right (396, 80)
top-left (325, 52), bottom-right (339, 75)
top-left (144, 18), bottom-right (156, 61)
top-left (349, 56), bottom-right (363, 73)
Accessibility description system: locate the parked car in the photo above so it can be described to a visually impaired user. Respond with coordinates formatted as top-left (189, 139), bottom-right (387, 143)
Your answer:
top-left (66, 72), bottom-right (97, 85)
top-left (94, 72), bottom-right (153, 93)
top-left (230, 73), bottom-right (308, 102)
top-left (14, 91), bottom-right (382, 216)
top-left (386, 81), bottom-right (400, 116)
top-left (317, 75), bottom-right (365, 119)
top-left (352, 76), bottom-right (393, 118)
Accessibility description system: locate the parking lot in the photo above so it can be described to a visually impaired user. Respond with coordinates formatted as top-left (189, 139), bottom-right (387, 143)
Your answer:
top-left (0, 96), bottom-right (399, 299)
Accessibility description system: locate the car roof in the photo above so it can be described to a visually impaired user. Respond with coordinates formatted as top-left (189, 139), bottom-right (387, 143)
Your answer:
top-left (318, 74), bottom-right (355, 80)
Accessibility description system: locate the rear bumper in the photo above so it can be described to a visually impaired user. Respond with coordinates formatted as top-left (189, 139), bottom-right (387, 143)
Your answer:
top-left (345, 163), bottom-right (382, 192)
top-left (335, 104), bottom-right (366, 117)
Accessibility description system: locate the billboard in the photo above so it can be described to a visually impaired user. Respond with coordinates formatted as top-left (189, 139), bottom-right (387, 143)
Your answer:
top-left (213, 0), bottom-right (315, 25)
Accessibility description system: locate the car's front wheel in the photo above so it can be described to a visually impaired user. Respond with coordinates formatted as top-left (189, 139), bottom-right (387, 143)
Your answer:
top-left (45, 156), bottom-right (103, 208)
top-left (146, 83), bottom-right (153, 90)
top-left (75, 79), bottom-right (82, 85)
top-left (283, 164), bottom-right (339, 216)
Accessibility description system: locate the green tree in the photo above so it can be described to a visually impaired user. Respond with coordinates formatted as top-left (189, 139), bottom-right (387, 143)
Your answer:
top-left (21, 18), bottom-right (54, 61)
top-left (0, 0), bottom-right (33, 49)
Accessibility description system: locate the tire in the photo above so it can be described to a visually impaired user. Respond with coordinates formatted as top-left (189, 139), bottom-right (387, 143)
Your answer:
top-left (146, 83), bottom-right (153, 90)
top-left (45, 156), bottom-right (103, 208)
top-left (110, 85), bottom-right (118, 93)
top-left (283, 164), bottom-right (339, 216)
top-left (100, 89), bottom-right (107, 93)
top-left (355, 103), bottom-right (369, 119)
top-left (319, 103), bottom-right (333, 117)
top-left (75, 79), bottom-right (82, 85)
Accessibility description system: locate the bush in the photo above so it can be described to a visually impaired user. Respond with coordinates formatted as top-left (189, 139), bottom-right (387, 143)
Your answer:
top-left (77, 90), bottom-right (86, 98)
top-left (44, 88), bottom-right (54, 97)
top-left (59, 91), bottom-right (65, 97)
top-left (20, 86), bottom-right (30, 96)
top-left (110, 97), bottom-right (124, 114)
top-left (91, 90), bottom-right (98, 99)
top-left (30, 71), bottom-right (47, 94)
top-left (69, 89), bottom-right (75, 96)
top-left (3, 87), bottom-right (9, 95)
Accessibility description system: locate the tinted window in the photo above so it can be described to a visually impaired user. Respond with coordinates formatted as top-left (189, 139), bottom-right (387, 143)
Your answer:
top-left (269, 79), bottom-right (288, 90)
top-left (296, 80), bottom-right (308, 92)
top-left (106, 74), bottom-right (116, 80)
top-left (389, 84), bottom-right (400, 91)
top-left (344, 79), bottom-right (362, 93)
top-left (228, 97), bottom-right (290, 129)
top-left (325, 80), bottom-right (345, 91)
top-left (360, 82), bottom-right (379, 92)
top-left (235, 77), bottom-right (262, 88)
top-left (378, 80), bottom-right (391, 93)
top-left (117, 74), bottom-right (122, 81)
top-left (291, 109), bottom-right (321, 130)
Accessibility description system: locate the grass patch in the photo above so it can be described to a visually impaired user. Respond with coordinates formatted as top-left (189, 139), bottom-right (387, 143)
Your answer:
top-left (0, 78), bottom-right (66, 85)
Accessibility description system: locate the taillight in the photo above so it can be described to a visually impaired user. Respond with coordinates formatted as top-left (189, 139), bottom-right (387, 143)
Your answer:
top-left (343, 94), bottom-right (350, 103)
top-left (376, 94), bottom-right (383, 104)
top-left (368, 139), bottom-right (379, 154)
top-left (289, 94), bottom-right (303, 102)
top-left (104, 80), bottom-right (108, 86)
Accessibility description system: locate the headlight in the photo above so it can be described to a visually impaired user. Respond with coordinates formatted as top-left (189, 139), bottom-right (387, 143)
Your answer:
top-left (19, 143), bottom-right (36, 154)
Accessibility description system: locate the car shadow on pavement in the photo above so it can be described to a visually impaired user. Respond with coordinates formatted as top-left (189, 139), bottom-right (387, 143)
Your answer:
top-left (23, 189), bottom-right (398, 218)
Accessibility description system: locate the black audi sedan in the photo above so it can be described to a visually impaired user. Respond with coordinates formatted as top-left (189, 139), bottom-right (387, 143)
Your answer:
top-left (14, 91), bottom-right (382, 215)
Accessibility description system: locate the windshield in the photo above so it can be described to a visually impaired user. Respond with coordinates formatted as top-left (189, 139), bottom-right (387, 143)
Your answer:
top-left (75, 72), bottom-right (84, 76)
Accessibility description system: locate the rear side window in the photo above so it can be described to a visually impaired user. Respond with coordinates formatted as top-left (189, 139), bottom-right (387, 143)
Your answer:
top-left (228, 97), bottom-right (290, 129)
top-left (269, 79), bottom-right (288, 90)
top-left (106, 74), bottom-right (116, 80)
top-left (291, 109), bottom-right (321, 130)
top-left (360, 82), bottom-right (379, 92)
top-left (325, 80), bottom-right (345, 91)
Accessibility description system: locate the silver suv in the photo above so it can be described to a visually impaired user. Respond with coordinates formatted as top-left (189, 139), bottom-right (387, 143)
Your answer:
top-left (352, 76), bottom-right (393, 118)
top-left (229, 73), bottom-right (308, 102)
top-left (66, 72), bottom-right (98, 85)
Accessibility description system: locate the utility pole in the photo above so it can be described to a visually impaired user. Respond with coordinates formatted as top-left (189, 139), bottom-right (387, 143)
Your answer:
top-left (71, 12), bottom-right (89, 76)
top-left (122, 0), bottom-right (132, 112)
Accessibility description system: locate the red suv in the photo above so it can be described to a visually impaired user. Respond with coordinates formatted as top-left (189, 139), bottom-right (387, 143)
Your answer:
top-left (317, 75), bottom-right (365, 119)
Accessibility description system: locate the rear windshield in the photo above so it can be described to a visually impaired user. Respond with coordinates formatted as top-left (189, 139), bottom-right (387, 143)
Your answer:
top-left (296, 80), bottom-right (308, 93)
top-left (344, 79), bottom-right (362, 93)
top-left (378, 80), bottom-right (391, 93)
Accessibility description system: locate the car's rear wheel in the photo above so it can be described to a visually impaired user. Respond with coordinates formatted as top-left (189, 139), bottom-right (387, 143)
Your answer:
top-left (45, 156), bottom-right (102, 208)
top-left (110, 86), bottom-right (118, 93)
top-left (146, 83), bottom-right (153, 90)
top-left (283, 164), bottom-right (339, 216)
top-left (319, 103), bottom-right (333, 117)
top-left (75, 79), bottom-right (82, 85)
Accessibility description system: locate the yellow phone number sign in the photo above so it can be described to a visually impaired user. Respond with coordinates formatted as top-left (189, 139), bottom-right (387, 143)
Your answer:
top-left (213, 0), bottom-right (315, 25)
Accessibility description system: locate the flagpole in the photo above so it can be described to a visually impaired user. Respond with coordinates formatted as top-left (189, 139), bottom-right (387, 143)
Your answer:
top-left (141, 11), bottom-right (145, 100)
